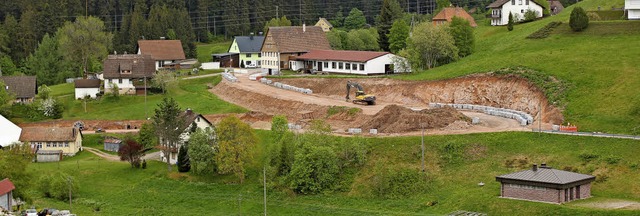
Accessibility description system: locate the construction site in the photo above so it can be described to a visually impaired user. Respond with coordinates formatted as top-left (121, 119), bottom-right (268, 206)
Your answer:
top-left (210, 73), bottom-right (564, 136)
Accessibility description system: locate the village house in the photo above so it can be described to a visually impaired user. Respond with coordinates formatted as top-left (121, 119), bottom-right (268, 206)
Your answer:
top-left (0, 115), bottom-right (21, 149)
top-left (160, 109), bottom-right (213, 165)
top-left (496, 164), bottom-right (595, 204)
top-left (433, 7), bottom-right (478, 27)
top-left (260, 25), bottom-right (331, 75)
top-left (487, 0), bottom-right (545, 26)
top-left (0, 178), bottom-right (15, 211)
top-left (291, 50), bottom-right (410, 75)
top-left (19, 127), bottom-right (83, 157)
top-left (102, 54), bottom-right (156, 95)
top-left (314, 17), bottom-right (333, 32)
top-left (137, 39), bottom-right (186, 70)
top-left (74, 79), bottom-right (101, 99)
top-left (228, 33), bottom-right (265, 68)
top-left (627, 0), bottom-right (640, 19)
top-left (0, 76), bottom-right (37, 104)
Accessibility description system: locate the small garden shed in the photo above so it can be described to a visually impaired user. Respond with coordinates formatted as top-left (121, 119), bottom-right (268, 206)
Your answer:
top-left (104, 137), bottom-right (123, 152)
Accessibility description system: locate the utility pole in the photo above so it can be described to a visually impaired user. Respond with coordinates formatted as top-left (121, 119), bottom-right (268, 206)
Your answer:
top-left (421, 121), bottom-right (425, 172)
top-left (144, 74), bottom-right (147, 119)
top-left (263, 166), bottom-right (267, 216)
top-left (276, 5), bottom-right (279, 18)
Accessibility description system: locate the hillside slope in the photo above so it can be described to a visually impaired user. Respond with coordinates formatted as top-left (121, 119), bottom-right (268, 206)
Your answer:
top-left (404, 0), bottom-right (638, 134)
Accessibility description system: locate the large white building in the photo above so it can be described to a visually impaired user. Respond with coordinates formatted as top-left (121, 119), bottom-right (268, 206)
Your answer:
top-left (0, 115), bottom-right (21, 148)
top-left (627, 0), bottom-right (640, 20)
top-left (488, 0), bottom-right (544, 26)
top-left (291, 50), bottom-right (410, 75)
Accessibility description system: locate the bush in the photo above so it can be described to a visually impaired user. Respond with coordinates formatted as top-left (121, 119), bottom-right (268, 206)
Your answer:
top-left (371, 167), bottom-right (429, 199)
top-left (523, 9), bottom-right (539, 22)
top-left (439, 142), bottom-right (464, 165)
top-left (604, 155), bottom-right (621, 165)
top-left (288, 144), bottom-right (340, 194)
top-left (579, 152), bottom-right (599, 163)
top-left (570, 7), bottom-right (589, 32)
top-left (507, 12), bottom-right (514, 31)
top-left (38, 172), bottom-right (79, 201)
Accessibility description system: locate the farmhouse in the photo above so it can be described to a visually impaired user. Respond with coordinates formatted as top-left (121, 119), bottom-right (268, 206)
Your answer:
top-left (103, 54), bottom-right (156, 95)
top-left (0, 76), bottom-right (36, 103)
top-left (19, 127), bottom-right (83, 156)
top-left (291, 50), bottom-right (410, 75)
top-left (229, 33), bottom-right (265, 68)
top-left (314, 17), bottom-right (333, 32)
top-left (160, 109), bottom-right (213, 164)
top-left (627, 0), bottom-right (640, 19)
top-left (496, 164), bottom-right (595, 204)
top-left (0, 178), bottom-right (15, 211)
top-left (74, 79), bottom-right (101, 99)
top-left (0, 115), bottom-right (21, 148)
top-left (137, 39), bottom-right (186, 70)
top-left (260, 25), bottom-right (331, 75)
top-left (433, 7), bottom-right (478, 27)
top-left (487, 0), bottom-right (544, 26)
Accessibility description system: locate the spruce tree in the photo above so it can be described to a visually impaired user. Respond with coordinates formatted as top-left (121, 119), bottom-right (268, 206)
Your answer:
top-left (377, 0), bottom-right (403, 51)
top-left (570, 7), bottom-right (589, 32)
top-left (507, 12), bottom-right (514, 31)
top-left (177, 145), bottom-right (191, 172)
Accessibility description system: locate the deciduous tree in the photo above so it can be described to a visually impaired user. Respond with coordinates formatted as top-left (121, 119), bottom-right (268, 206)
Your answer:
top-left (137, 123), bottom-right (158, 150)
top-left (188, 127), bottom-right (217, 174)
top-left (288, 143), bottom-right (339, 194)
top-left (118, 139), bottom-right (144, 168)
top-left (216, 116), bottom-right (256, 183)
top-left (344, 8), bottom-right (366, 30)
top-left (388, 19), bottom-right (409, 53)
top-left (0, 81), bottom-right (14, 115)
top-left (152, 70), bottom-right (178, 94)
top-left (57, 16), bottom-right (112, 78)
top-left (405, 23), bottom-right (458, 70)
top-left (448, 17), bottom-right (475, 58)
top-left (346, 28), bottom-right (380, 51)
top-left (0, 142), bottom-right (34, 202)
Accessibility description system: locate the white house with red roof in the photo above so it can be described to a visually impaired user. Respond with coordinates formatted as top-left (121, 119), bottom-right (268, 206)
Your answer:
top-left (0, 178), bottom-right (15, 211)
top-left (291, 50), bottom-right (410, 75)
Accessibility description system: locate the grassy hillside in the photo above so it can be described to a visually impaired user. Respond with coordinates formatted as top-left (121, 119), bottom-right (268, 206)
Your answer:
top-left (55, 76), bottom-right (246, 120)
top-left (28, 131), bottom-right (640, 215)
top-left (402, 0), bottom-right (639, 134)
top-left (196, 41), bottom-right (232, 63)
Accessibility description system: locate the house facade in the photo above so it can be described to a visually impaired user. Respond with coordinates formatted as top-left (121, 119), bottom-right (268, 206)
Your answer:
top-left (160, 109), bottom-right (213, 164)
top-left (74, 79), bottom-right (101, 99)
top-left (0, 178), bottom-right (15, 211)
top-left (488, 0), bottom-right (544, 26)
top-left (19, 127), bottom-right (83, 156)
top-left (103, 54), bottom-right (156, 95)
top-left (261, 25), bottom-right (331, 75)
top-left (0, 76), bottom-right (36, 103)
top-left (137, 40), bottom-right (186, 70)
top-left (627, 0), bottom-right (640, 19)
top-left (315, 18), bottom-right (334, 32)
top-left (292, 50), bottom-right (410, 75)
top-left (433, 7), bottom-right (478, 27)
top-left (229, 34), bottom-right (265, 68)
top-left (496, 164), bottom-right (595, 204)
top-left (0, 115), bottom-right (21, 148)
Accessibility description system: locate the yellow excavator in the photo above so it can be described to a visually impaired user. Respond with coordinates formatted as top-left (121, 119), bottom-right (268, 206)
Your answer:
top-left (346, 80), bottom-right (376, 105)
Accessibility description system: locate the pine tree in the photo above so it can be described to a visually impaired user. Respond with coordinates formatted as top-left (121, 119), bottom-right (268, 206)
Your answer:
top-left (344, 8), bottom-right (366, 30)
top-left (507, 12), bottom-right (514, 31)
top-left (177, 145), bottom-right (191, 172)
top-left (377, 0), bottom-right (403, 51)
top-left (570, 7), bottom-right (589, 32)
top-left (25, 34), bottom-right (67, 85)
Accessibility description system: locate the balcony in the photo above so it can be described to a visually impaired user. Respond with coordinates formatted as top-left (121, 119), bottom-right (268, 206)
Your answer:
top-left (486, 13), bottom-right (501, 18)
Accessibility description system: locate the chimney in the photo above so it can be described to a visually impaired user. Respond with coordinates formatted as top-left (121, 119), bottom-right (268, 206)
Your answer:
top-left (303, 23), bottom-right (306, 33)
top-left (250, 32), bottom-right (254, 40)
top-left (532, 164), bottom-right (538, 171)
top-left (186, 108), bottom-right (193, 115)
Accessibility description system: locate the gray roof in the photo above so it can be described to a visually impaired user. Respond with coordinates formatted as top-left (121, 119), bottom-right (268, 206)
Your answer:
top-left (496, 167), bottom-right (595, 185)
top-left (233, 36), bottom-right (265, 53)
top-left (0, 76), bottom-right (36, 99)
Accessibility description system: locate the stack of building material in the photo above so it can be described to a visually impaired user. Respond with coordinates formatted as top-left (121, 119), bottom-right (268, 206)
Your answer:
top-left (222, 72), bottom-right (238, 82)
top-left (429, 103), bottom-right (534, 126)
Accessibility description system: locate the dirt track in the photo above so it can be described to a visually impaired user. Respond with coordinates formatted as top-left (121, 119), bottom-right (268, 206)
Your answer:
top-left (210, 74), bottom-right (536, 135)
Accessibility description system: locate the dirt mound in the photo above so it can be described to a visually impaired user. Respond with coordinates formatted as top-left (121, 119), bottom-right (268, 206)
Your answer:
top-left (239, 111), bottom-right (273, 122)
top-left (361, 105), bottom-right (469, 133)
top-left (19, 119), bottom-right (146, 131)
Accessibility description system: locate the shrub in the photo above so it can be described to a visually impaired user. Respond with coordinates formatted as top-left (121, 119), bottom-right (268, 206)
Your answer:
top-left (604, 155), bottom-right (621, 165)
top-left (523, 9), bottom-right (539, 22)
top-left (371, 167), bottom-right (429, 199)
top-left (507, 12), bottom-right (514, 31)
top-left (579, 152), bottom-right (599, 163)
top-left (570, 7), bottom-right (589, 32)
top-left (586, 12), bottom-right (601, 21)
top-left (288, 144), bottom-right (340, 194)
top-left (439, 142), bottom-right (465, 165)
top-left (38, 172), bottom-right (79, 201)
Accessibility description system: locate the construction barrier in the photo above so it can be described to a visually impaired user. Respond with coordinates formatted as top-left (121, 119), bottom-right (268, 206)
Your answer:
top-left (259, 78), bottom-right (313, 95)
top-left (221, 72), bottom-right (238, 82)
top-left (558, 125), bottom-right (578, 132)
top-left (429, 103), bottom-right (534, 126)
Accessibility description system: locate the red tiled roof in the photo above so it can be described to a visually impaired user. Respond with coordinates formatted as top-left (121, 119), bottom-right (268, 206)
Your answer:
top-left (138, 40), bottom-right (186, 60)
top-left (295, 50), bottom-right (390, 62)
top-left (0, 178), bottom-right (15, 195)
top-left (433, 7), bottom-right (478, 27)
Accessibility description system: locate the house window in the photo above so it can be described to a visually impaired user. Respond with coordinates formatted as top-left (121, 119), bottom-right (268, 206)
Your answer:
top-left (346, 63), bottom-right (351, 70)
top-left (36, 142), bottom-right (42, 149)
top-left (246, 53), bottom-right (252, 58)
top-left (339, 62), bottom-right (343, 69)
top-left (526, 0), bottom-right (529, 5)
top-left (121, 70), bottom-right (131, 74)
top-left (352, 64), bottom-right (357, 70)
top-left (324, 62), bottom-right (328, 68)
top-left (521, 9), bottom-right (525, 13)
top-left (360, 64), bottom-right (365, 71)
top-left (511, 0), bottom-right (515, 5)
top-left (332, 62), bottom-right (336, 69)
top-left (46, 142), bottom-right (51, 147)
top-left (52, 142), bottom-right (57, 147)
top-left (258, 53), bottom-right (262, 57)
top-left (196, 117), bottom-right (200, 122)
top-left (65, 143), bottom-right (69, 147)
top-left (519, 0), bottom-right (522, 5)
top-left (118, 79), bottom-right (122, 84)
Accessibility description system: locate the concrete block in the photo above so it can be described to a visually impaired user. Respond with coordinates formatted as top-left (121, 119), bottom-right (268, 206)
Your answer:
top-left (369, 129), bottom-right (378, 134)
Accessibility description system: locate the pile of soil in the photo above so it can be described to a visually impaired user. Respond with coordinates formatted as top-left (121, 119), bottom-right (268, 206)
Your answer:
top-left (19, 119), bottom-right (146, 131)
top-left (239, 111), bottom-right (273, 122)
top-left (361, 105), bottom-right (469, 133)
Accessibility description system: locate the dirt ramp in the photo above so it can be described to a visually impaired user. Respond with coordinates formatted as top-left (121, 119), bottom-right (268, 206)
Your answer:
top-left (361, 105), bottom-right (469, 133)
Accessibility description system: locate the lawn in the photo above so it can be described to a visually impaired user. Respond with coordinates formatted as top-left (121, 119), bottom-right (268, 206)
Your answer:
top-left (399, 0), bottom-right (640, 134)
top-left (26, 131), bottom-right (640, 215)
top-left (57, 76), bottom-right (246, 120)
top-left (196, 41), bottom-right (232, 63)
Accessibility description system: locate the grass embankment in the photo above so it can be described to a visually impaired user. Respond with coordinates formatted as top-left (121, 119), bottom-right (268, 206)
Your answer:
top-left (29, 131), bottom-right (640, 215)
top-left (54, 76), bottom-right (246, 120)
top-left (400, 0), bottom-right (639, 134)
top-left (196, 41), bottom-right (232, 63)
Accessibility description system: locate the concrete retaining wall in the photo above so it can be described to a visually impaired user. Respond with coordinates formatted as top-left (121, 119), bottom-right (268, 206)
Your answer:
top-left (429, 103), bottom-right (534, 126)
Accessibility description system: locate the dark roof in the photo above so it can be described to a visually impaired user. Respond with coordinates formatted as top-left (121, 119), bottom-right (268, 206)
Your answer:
top-left (103, 54), bottom-right (156, 79)
top-left (74, 79), bottom-right (101, 88)
top-left (19, 127), bottom-right (80, 142)
top-left (180, 109), bottom-right (212, 130)
top-left (104, 137), bottom-right (122, 144)
top-left (262, 26), bottom-right (331, 53)
top-left (488, 0), bottom-right (545, 8)
top-left (0, 76), bottom-right (36, 99)
top-left (137, 40), bottom-right (186, 60)
top-left (433, 7), bottom-right (478, 27)
top-left (496, 166), bottom-right (595, 187)
top-left (0, 178), bottom-right (15, 195)
top-left (233, 36), bottom-right (265, 53)
top-left (296, 50), bottom-right (390, 62)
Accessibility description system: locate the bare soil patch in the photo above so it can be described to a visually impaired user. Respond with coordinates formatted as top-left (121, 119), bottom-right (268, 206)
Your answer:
top-left (361, 105), bottom-right (468, 133)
